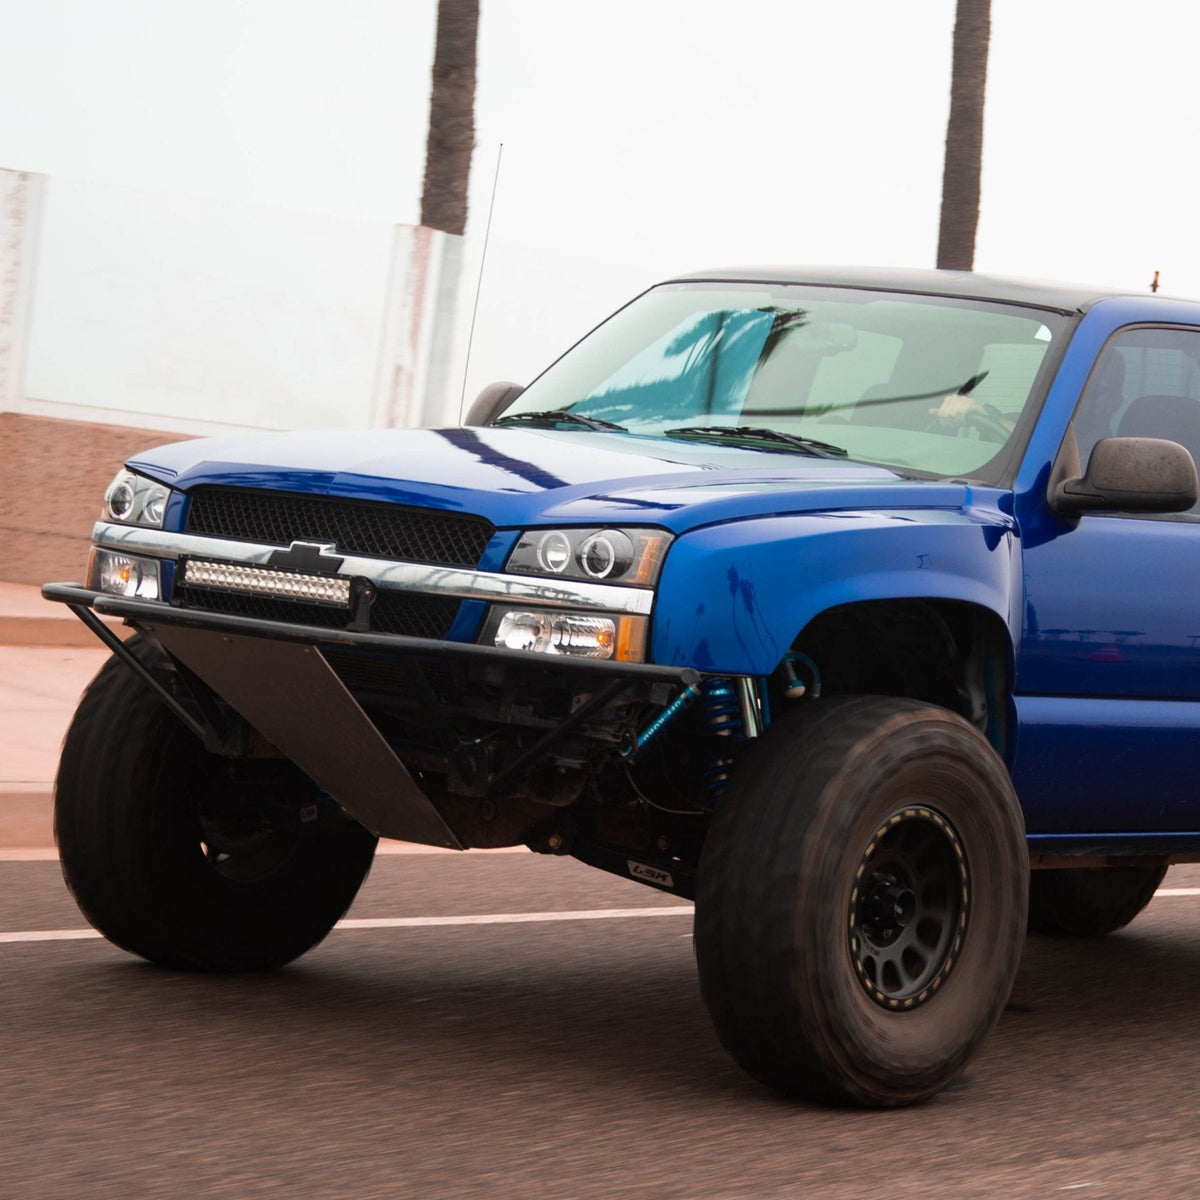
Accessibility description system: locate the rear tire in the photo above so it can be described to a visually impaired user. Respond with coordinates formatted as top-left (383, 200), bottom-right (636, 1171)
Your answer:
top-left (1028, 865), bottom-right (1166, 937)
top-left (55, 637), bottom-right (378, 971)
top-left (695, 696), bottom-right (1028, 1107)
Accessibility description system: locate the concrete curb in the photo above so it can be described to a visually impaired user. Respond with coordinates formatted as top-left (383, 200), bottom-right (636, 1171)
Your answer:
top-left (0, 614), bottom-right (123, 649)
top-left (0, 788), bottom-right (54, 852)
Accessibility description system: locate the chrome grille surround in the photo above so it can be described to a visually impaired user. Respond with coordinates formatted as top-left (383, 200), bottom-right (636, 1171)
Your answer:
top-left (91, 522), bottom-right (655, 617)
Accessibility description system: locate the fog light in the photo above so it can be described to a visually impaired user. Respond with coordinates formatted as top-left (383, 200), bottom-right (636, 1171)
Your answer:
top-left (549, 613), bottom-right (616, 658)
top-left (494, 610), bottom-right (617, 659)
top-left (89, 548), bottom-right (161, 599)
top-left (495, 611), bottom-right (547, 653)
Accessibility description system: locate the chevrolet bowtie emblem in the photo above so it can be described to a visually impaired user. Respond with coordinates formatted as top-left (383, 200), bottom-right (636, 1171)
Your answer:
top-left (267, 541), bottom-right (346, 574)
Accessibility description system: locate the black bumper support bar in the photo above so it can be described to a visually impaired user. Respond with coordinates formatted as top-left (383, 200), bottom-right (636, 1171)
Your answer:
top-left (63, 599), bottom-right (208, 743)
top-left (42, 584), bottom-right (700, 850)
top-left (42, 584), bottom-right (697, 688)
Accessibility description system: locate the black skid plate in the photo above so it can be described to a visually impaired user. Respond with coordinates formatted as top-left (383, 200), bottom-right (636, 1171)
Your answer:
top-left (140, 622), bottom-right (463, 849)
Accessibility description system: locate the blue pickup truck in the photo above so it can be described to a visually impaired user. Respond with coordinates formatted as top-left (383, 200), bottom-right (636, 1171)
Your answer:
top-left (45, 267), bottom-right (1199, 1107)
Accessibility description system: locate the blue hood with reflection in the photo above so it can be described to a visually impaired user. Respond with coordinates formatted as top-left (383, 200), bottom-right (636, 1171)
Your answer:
top-left (129, 425), bottom-right (973, 534)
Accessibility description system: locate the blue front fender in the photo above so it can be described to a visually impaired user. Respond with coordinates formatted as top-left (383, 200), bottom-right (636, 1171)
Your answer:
top-left (650, 508), bottom-right (1018, 676)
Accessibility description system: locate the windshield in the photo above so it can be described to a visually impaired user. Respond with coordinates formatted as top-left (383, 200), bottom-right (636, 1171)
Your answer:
top-left (502, 282), bottom-right (1068, 480)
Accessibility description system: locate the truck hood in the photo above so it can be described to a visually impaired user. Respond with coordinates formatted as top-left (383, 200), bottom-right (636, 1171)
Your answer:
top-left (129, 426), bottom-right (981, 533)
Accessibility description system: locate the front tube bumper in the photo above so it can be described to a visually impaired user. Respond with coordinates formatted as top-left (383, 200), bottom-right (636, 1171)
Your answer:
top-left (43, 585), bottom-right (697, 850)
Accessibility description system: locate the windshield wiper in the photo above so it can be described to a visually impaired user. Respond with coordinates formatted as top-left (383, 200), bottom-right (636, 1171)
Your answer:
top-left (663, 425), bottom-right (848, 458)
top-left (853, 371), bottom-right (991, 411)
top-left (492, 410), bottom-right (628, 433)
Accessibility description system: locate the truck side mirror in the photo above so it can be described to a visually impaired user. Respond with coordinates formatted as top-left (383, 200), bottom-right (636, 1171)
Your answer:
top-left (1049, 436), bottom-right (1198, 515)
top-left (463, 381), bottom-right (525, 427)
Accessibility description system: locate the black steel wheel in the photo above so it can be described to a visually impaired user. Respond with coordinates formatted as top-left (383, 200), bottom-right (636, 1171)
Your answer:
top-left (1028, 864), bottom-right (1167, 937)
top-left (850, 805), bottom-right (969, 1011)
top-left (695, 695), bottom-right (1028, 1107)
top-left (55, 636), bottom-right (378, 971)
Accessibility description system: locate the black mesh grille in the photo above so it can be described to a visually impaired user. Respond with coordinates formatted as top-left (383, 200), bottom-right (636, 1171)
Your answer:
top-left (370, 591), bottom-right (462, 639)
top-left (185, 487), bottom-right (494, 567)
top-left (322, 649), bottom-right (457, 703)
top-left (174, 586), bottom-right (461, 640)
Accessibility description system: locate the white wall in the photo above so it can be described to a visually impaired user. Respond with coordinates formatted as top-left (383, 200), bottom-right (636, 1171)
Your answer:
top-left (2, 168), bottom-right (466, 434)
top-left (0, 170), bottom-right (43, 411)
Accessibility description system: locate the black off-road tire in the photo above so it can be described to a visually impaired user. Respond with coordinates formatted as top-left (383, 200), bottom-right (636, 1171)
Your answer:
top-left (55, 637), bottom-right (378, 971)
top-left (695, 696), bottom-right (1028, 1107)
top-left (1028, 865), bottom-right (1167, 937)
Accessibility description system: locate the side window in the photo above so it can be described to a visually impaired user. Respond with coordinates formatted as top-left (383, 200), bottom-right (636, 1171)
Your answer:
top-left (1073, 326), bottom-right (1200, 513)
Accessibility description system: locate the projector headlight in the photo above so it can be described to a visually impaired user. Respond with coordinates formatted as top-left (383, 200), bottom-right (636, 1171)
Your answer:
top-left (103, 469), bottom-right (171, 528)
top-left (506, 527), bottom-right (670, 586)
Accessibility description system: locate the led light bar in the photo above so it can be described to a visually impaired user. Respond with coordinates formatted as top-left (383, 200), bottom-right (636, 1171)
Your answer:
top-left (181, 559), bottom-right (352, 607)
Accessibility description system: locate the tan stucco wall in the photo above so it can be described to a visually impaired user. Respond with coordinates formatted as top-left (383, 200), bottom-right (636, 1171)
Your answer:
top-left (0, 413), bottom-right (188, 584)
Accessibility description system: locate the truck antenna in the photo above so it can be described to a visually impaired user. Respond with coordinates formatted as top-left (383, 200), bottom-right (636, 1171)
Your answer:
top-left (1150, 269), bottom-right (1160, 294)
top-left (459, 143), bottom-right (504, 422)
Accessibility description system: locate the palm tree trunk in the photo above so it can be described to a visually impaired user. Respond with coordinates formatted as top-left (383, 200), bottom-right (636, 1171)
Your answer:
top-left (420, 0), bottom-right (479, 236)
top-left (937, 0), bottom-right (991, 270)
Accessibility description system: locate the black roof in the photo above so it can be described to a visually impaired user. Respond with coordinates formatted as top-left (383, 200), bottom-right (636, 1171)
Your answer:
top-left (665, 265), bottom-right (1156, 314)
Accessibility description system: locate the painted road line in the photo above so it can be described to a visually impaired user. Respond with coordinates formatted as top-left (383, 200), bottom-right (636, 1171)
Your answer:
top-left (0, 842), bottom-right (531, 863)
top-left (0, 906), bottom-right (694, 945)
top-left (1, 928), bottom-right (102, 943)
top-left (7, 891), bottom-right (1200, 946)
top-left (339, 907), bottom-right (692, 929)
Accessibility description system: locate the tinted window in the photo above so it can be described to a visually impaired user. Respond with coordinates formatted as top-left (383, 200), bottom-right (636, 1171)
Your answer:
top-left (1073, 326), bottom-right (1200, 513)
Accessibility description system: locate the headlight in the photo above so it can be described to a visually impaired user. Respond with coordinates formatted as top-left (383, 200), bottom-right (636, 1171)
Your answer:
top-left (103, 469), bottom-right (170, 528)
top-left (506, 527), bottom-right (671, 586)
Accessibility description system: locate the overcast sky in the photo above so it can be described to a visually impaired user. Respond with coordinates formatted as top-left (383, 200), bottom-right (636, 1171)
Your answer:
top-left (2, 0), bottom-right (1198, 392)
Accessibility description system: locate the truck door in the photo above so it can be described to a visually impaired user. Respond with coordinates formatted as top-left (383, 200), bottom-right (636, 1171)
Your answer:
top-left (1014, 324), bottom-right (1200, 835)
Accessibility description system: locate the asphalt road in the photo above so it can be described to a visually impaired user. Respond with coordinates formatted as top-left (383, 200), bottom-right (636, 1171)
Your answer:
top-left (3, 851), bottom-right (1200, 1200)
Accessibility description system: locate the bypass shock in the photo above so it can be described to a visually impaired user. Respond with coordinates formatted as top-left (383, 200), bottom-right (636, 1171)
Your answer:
top-left (698, 678), bottom-right (744, 805)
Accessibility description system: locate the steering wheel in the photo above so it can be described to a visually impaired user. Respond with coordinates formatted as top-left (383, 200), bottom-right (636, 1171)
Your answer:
top-left (958, 407), bottom-right (1012, 443)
